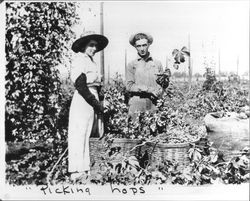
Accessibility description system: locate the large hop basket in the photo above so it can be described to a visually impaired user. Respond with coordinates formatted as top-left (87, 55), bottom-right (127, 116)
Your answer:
top-left (142, 141), bottom-right (195, 168)
top-left (143, 125), bottom-right (207, 168)
top-left (89, 138), bottom-right (142, 173)
top-left (89, 136), bottom-right (203, 173)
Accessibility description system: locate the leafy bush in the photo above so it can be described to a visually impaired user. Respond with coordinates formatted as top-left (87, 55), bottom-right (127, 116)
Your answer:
top-left (6, 135), bottom-right (249, 185)
top-left (6, 138), bottom-right (68, 185)
top-left (57, 78), bottom-right (75, 136)
top-left (6, 77), bottom-right (250, 185)
top-left (103, 73), bottom-right (128, 137)
top-left (5, 2), bottom-right (79, 142)
top-left (202, 67), bottom-right (217, 90)
top-left (89, 138), bottom-right (250, 185)
top-left (102, 73), bottom-right (249, 144)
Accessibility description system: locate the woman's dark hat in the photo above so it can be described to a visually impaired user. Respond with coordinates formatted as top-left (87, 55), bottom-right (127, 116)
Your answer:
top-left (72, 31), bottom-right (109, 53)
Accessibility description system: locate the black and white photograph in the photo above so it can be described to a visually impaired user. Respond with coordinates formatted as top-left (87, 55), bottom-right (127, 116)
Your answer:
top-left (0, 0), bottom-right (249, 200)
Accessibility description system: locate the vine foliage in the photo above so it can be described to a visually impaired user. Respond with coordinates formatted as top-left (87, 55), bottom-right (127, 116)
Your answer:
top-left (5, 2), bottom-right (79, 141)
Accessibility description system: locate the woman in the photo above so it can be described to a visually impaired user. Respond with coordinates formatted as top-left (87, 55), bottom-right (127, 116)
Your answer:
top-left (68, 31), bottom-right (108, 181)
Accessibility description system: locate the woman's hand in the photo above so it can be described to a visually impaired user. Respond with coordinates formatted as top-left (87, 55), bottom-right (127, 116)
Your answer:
top-left (97, 86), bottom-right (105, 101)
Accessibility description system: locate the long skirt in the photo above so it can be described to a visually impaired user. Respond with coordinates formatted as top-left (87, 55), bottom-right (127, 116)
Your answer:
top-left (68, 87), bottom-right (101, 173)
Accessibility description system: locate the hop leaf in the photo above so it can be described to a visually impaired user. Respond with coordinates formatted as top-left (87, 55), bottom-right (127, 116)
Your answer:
top-left (172, 46), bottom-right (190, 69)
top-left (173, 63), bottom-right (179, 69)
top-left (172, 49), bottom-right (179, 57)
top-left (181, 46), bottom-right (190, 56)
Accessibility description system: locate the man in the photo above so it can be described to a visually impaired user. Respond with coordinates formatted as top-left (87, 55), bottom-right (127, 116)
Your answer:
top-left (126, 32), bottom-right (169, 118)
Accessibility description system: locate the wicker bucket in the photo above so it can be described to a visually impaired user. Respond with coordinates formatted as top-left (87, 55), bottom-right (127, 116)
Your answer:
top-left (89, 137), bottom-right (201, 173)
top-left (89, 138), bottom-right (142, 173)
top-left (142, 141), bottom-right (194, 169)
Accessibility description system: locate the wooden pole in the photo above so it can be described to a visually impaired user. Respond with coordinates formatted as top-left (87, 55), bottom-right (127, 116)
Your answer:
top-left (188, 34), bottom-right (192, 89)
top-left (107, 64), bottom-right (110, 84)
top-left (237, 56), bottom-right (239, 76)
top-left (166, 55), bottom-right (168, 70)
top-left (100, 2), bottom-right (105, 83)
top-left (184, 66), bottom-right (186, 82)
top-left (99, 2), bottom-right (105, 138)
top-left (125, 49), bottom-right (127, 78)
top-left (218, 49), bottom-right (221, 81)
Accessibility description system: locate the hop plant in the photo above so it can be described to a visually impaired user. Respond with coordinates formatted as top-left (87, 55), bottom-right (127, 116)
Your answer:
top-left (172, 46), bottom-right (190, 69)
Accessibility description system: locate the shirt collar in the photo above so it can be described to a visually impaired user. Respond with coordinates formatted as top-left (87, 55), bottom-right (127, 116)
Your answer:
top-left (82, 52), bottom-right (94, 62)
top-left (137, 52), bottom-right (153, 62)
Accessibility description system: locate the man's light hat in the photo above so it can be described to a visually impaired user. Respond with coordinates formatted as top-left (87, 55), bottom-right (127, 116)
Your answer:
top-left (129, 32), bottom-right (153, 47)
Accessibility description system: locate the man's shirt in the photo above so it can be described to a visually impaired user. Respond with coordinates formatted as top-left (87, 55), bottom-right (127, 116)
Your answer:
top-left (126, 53), bottom-right (163, 93)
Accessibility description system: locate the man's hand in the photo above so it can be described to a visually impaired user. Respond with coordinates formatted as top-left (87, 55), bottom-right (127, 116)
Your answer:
top-left (156, 74), bottom-right (169, 89)
top-left (149, 93), bottom-right (158, 105)
top-left (142, 87), bottom-right (161, 105)
top-left (156, 68), bottom-right (171, 89)
top-left (129, 86), bottom-right (161, 105)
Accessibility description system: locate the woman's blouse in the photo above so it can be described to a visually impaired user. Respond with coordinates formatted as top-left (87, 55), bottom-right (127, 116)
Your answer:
top-left (71, 53), bottom-right (102, 87)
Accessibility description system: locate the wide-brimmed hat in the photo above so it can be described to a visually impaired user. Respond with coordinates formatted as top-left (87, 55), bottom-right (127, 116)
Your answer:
top-left (72, 31), bottom-right (109, 53)
top-left (129, 32), bottom-right (153, 47)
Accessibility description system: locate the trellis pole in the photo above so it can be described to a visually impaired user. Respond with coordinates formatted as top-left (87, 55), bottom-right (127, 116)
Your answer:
top-left (237, 56), bottom-right (239, 76)
top-left (166, 55), bottom-right (168, 70)
top-left (218, 49), bottom-right (221, 81)
top-left (100, 2), bottom-right (105, 83)
top-left (188, 34), bottom-right (192, 90)
top-left (125, 49), bottom-right (127, 78)
top-left (99, 2), bottom-right (105, 138)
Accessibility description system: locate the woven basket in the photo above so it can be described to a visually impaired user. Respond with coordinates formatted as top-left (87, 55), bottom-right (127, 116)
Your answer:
top-left (89, 138), bottom-right (142, 173)
top-left (142, 141), bottom-right (196, 169)
top-left (89, 137), bottom-right (202, 173)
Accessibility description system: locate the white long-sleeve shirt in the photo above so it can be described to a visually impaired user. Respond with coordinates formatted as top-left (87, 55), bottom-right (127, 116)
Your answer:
top-left (71, 53), bottom-right (102, 87)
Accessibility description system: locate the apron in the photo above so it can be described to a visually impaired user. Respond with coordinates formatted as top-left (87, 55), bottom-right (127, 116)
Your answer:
top-left (68, 53), bottom-right (103, 173)
top-left (68, 87), bottom-right (103, 173)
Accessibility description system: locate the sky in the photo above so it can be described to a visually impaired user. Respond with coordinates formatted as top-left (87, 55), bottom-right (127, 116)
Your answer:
top-left (71, 0), bottom-right (249, 79)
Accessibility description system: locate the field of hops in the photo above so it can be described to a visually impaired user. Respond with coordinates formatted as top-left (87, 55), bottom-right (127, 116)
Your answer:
top-left (6, 77), bottom-right (250, 186)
